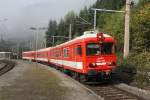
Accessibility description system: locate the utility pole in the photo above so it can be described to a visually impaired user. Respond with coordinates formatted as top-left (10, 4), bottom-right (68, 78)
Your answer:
top-left (30, 26), bottom-right (47, 63)
top-left (94, 10), bottom-right (97, 30)
top-left (17, 43), bottom-right (20, 59)
top-left (69, 24), bottom-right (72, 40)
top-left (52, 36), bottom-right (55, 45)
top-left (45, 38), bottom-right (46, 48)
top-left (0, 18), bottom-right (8, 41)
top-left (35, 28), bottom-right (38, 54)
top-left (124, 0), bottom-right (131, 58)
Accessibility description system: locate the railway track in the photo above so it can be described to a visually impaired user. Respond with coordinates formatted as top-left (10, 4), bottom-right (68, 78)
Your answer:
top-left (0, 60), bottom-right (15, 76)
top-left (41, 63), bottom-right (147, 100)
top-left (85, 82), bottom-right (144, 100)
top-left (57, 68), bottom-right (145, 100)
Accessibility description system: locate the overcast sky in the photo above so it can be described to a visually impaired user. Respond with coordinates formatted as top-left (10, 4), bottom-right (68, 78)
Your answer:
top-left (0, 0), bottom-right (96, 41)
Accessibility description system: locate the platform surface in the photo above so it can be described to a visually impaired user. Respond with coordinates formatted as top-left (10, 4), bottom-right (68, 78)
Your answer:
top-left (0, 60), bottom-right (99, 100)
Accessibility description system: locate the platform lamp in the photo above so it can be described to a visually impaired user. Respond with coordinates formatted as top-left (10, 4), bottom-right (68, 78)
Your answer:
top-left (29, 27), bottom-right (47, 65)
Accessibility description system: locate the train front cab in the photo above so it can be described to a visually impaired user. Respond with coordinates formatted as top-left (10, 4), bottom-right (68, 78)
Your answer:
top-left (83, 33), bottom-right (116, 80)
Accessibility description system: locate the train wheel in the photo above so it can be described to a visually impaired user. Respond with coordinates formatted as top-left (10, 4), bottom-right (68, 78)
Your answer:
top-left (60, 67), bottom-right (64, 72)
top-left (72, 72), bottom-right (79, 80)
top-left (79, 74), bottom-right (87, 83)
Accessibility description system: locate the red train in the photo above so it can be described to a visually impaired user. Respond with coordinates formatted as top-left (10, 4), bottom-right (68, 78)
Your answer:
top-left (22, 31), bottom-right (116, 81)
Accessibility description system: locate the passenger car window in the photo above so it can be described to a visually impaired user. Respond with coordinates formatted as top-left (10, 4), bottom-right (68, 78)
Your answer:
top-left (77, 45), bottom-right (82, 56)
top-left (63, 48), bottom-right (67, 57)
top-left (63, 48), bottom-right (70, 57)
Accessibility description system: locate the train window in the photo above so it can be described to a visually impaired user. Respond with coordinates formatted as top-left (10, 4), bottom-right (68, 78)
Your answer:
top-left (57, 50), bottom-right (61, 57)
top-left (101, 43), bottom-right (114, 55)
top-left (63, 48), bottom-right (67, 57)
top-left (86, 43), bottom-right (100, 56)
top-left (77, 45), bottom-right (82, 56)
top-left (63, 48), bottom-right (70, 57)
top-left (86, 42), bottom-right (114, 56)
top-left (55, 50), bottom-right (61, 57)
top-left (67, 49), bottom-right (70, 57)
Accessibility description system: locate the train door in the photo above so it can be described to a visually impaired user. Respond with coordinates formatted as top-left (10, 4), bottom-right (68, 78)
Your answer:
top-left (74, 44), bottom-right (83, 70)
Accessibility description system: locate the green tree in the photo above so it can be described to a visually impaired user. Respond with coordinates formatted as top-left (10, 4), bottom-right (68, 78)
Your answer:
top-left (130, 1), bottom-right (150, 52)
top-left (46, 20), bottom-right (57, 46)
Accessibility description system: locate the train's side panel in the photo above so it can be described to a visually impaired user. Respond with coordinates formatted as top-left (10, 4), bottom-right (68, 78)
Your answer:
top-left (36, 48), bottom-right (51, 62)
top-left (22, 51), bottom-right (35, 60)
top-left (62, 42), bottom-right (84, 73)
top-left (49, 47), bottom-right (63, 67)
top-left (48, 40), bottom-right (86, 74)
top-left (36, 51), bottom-right (48, 62)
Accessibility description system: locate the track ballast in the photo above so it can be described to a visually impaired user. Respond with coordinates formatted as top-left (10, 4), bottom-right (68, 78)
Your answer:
top-left (0, 60), bottom-right (15, 76)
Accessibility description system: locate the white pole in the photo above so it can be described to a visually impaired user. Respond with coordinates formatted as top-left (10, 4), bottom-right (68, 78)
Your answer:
top-left (52, 36), bottom-right (55, 45)
top-left (17, 43), bottom-right (19, 59)
top-left (94, 10), bottom-right (97, 30)
top-left (45, 38), bottom-right (47, 48)
top-left (124, 0), bottom-right (130, 58)
top-left (35, 29), bottom-right (38, 61)
top-left (69, 24), bottom-right (72, 40)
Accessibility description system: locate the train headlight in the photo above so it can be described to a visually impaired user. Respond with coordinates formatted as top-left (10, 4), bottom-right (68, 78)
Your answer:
top-left (108, 62), bottom-right (116, 66)
top-left (89, 62), bottom-right (97, 68)
top-left (107, 62), bottom-right (112, 65)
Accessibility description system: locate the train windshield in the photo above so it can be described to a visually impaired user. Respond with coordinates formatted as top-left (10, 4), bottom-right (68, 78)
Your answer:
top-left (86, 42), bottom-right (114, 56)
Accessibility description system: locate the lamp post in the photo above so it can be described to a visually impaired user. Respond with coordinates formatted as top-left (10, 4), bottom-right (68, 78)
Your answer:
top-left (0, 18), bottom-right (8, 41)
top-left (30, 27), bottom-right (47, 61)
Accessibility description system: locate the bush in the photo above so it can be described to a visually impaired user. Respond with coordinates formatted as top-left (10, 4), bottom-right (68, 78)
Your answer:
top-left (119, 52), bottom-right (150, 86)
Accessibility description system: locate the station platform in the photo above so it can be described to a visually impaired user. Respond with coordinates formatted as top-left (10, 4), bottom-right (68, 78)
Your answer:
top-left (0, 60), bottom-right (99, 100)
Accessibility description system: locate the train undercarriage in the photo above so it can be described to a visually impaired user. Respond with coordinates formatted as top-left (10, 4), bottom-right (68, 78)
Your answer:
top-left (49, 63), bottom-right (112, 83)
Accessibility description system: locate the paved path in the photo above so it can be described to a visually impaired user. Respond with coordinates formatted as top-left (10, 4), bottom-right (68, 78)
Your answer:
top-left (0, 60), bottom-right (99, 100)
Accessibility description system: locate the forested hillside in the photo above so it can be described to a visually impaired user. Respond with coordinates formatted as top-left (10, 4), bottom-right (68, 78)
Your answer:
top-left (45, 0), bottom-right (150, 53)
top-left (45, 0), bottom-right (126, 46)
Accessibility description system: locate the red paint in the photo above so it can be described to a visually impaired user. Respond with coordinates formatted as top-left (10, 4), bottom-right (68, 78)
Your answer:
top-left (22, 32), bottom-right (117, 75)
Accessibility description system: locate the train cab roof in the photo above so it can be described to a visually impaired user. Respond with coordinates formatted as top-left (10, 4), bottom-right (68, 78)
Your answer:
top-left (56, 31), bottom-right (114, 47)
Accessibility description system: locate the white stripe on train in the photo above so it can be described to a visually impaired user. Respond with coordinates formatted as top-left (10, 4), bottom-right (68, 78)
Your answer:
top-left (36, 58), bottom-right (48, 62)
top-left (50, 59), bottom-right (83, 69)
top-left (23, 57), bottom-right (83, 69)
top-left (23, 57), bottom-right (34, 59)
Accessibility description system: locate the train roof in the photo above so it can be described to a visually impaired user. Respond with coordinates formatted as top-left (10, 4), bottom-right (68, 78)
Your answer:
top-left (38, 31), bottom-right (114, 50)
top-left (23, 51), bottom-right (35, 53)
top-left (56, 32), bottom-right (112, 47)
top-left (37, 47), bottom-right (50, 52)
